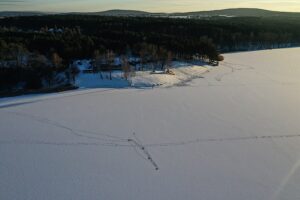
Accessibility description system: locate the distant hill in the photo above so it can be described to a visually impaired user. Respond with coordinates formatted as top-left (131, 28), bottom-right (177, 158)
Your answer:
top-left (0, 11), bottom-right (53, 17)
top-left (173, 8), bottom-right (300, 18)
top-left (1, 8), bottom-right (300, 18)
top-left (86, 8), bottom-right (300, 18)
top-left (88, 9), bottom-right (152, 16)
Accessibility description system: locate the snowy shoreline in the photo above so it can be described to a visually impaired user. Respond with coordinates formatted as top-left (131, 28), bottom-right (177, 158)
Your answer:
top-left (76, 61), bottom-right (211, 89)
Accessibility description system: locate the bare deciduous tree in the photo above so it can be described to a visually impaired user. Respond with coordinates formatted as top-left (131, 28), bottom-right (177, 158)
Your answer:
top-left (106, 50), bottom-right (115, 80)
top-left (52, 52), bottom-right (63, 69)
top-left (94, 50), bottom-right (104, 79)
top-left (121, 56), bottom-right (130, 80)
top-left (166, 51), bottom-right (172, 74)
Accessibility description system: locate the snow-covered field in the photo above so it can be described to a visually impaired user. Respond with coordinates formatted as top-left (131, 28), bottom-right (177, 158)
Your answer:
top-left (1, 48), bottom-right (300, 200)
top-left (131, 62), bottom-right (209, 87)
top-left (75, 61), bottom-right (209, 88)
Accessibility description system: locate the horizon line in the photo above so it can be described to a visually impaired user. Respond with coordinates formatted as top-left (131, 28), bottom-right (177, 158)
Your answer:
top-left (1, 7), bottom-right (300, 14)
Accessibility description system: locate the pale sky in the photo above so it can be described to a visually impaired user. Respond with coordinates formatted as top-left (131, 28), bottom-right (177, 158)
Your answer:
top-left (0, 0), bottom-right (300, 12)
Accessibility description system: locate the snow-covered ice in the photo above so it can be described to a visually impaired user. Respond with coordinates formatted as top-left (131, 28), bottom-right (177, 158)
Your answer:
top-left (1, 48), bottom-right (300, 200)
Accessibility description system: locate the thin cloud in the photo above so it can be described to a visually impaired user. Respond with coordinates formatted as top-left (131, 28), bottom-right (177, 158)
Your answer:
top-left (0, 0), bottom-right (26, 8)
top-left (0, 0), bottom-right (25, 5)
top-left (0, 0), bottom-right (25, 2)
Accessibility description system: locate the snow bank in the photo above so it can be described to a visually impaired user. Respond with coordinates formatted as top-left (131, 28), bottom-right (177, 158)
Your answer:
top-left (131, 64), bottom-right (209, 87)
top-left (74, 59), bottom-right (92, 71)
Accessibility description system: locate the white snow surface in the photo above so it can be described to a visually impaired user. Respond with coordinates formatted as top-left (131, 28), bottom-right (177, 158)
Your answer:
top-left (75, 61), bottom-right (209, 88)
top-left (74, 59), bottom-right (92, 71)
top-left (1, 48), bottom-right (300, 200)
top-left (131, 62), bottom-right (209, 87)
top-left (75, 71), bottom-right (129, 88)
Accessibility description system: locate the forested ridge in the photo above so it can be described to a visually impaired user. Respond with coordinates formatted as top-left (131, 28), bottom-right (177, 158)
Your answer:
top-left (1, 15), bottom-right (300, 55)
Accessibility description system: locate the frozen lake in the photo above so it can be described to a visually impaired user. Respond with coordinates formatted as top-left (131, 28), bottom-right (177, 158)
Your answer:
top-left (1, 47), bottom-right (300, 200)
